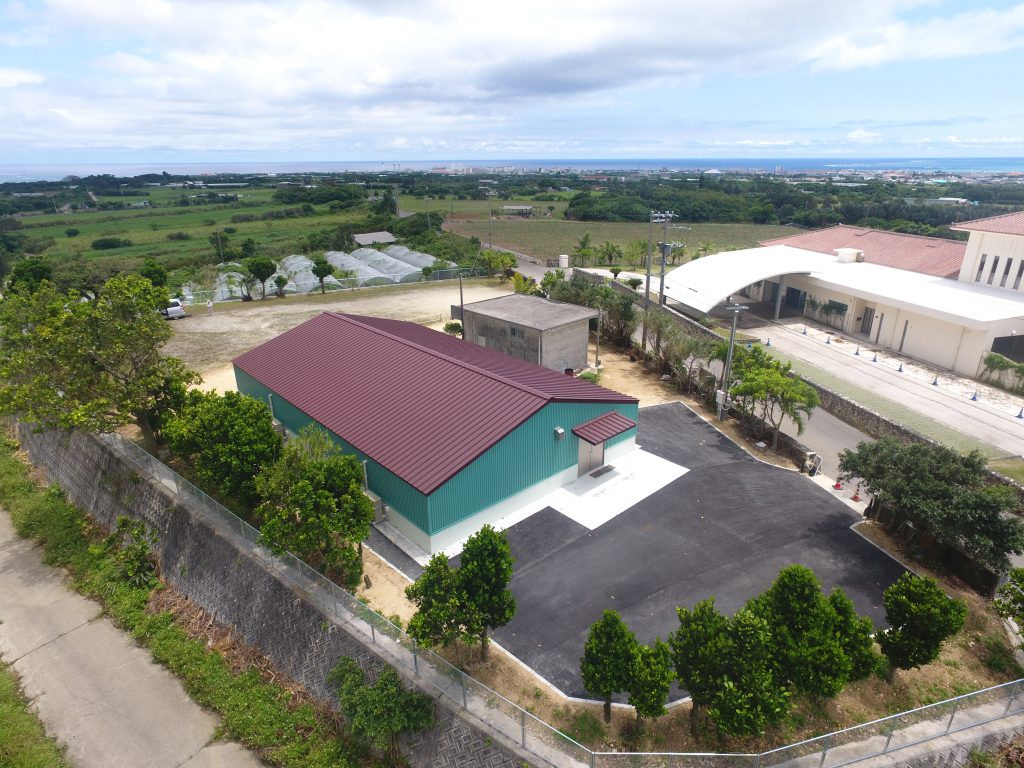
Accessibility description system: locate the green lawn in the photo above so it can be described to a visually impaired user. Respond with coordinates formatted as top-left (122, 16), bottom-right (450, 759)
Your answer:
top-left (0, 662), bottom-right (71, 768)
top-left (446, 218), bottom-right (797, 260)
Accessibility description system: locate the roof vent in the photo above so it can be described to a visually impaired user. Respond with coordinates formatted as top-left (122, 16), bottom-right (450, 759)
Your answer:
top-left (835, 247), bottom-right (863, 264)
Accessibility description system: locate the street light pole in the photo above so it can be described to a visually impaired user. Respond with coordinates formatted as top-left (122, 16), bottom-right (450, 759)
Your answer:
top-left (718, 303), bottom-right (748, 421)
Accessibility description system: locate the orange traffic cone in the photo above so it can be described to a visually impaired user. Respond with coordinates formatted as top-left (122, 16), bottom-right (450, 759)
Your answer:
top-left (833, 480), bottom-right (843, 491)
top-left (852, 484), bottom-right (861, 502)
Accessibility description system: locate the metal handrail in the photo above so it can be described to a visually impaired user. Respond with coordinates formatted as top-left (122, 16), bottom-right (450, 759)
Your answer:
top-left (96, 432), bottom-right (1024, 768)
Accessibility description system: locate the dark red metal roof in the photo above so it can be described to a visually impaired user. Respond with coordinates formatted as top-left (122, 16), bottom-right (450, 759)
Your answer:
top-left (572, 411), bottom-right (637, 445)
top-left (233, 312), bottom-right (637, 495)
top-left (761, 225), bottom-right (965, 279)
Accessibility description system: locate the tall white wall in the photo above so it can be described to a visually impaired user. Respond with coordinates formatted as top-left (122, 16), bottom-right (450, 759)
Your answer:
top-left (959, 232), bottom-right (1024, 293)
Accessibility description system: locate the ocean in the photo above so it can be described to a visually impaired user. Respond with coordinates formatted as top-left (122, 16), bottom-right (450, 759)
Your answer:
top-left (2, 157), bottom-right (1024, 183)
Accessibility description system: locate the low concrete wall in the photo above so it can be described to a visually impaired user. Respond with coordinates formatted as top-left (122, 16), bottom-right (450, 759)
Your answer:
top-left (16, 426), bottom-right (528, 768)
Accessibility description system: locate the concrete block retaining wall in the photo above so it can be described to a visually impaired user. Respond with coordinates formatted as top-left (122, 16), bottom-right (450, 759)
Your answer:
top-left (16, 426), bottom-right (527, 768)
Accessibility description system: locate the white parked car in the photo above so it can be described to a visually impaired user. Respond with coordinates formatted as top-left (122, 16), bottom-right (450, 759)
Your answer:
top-left (161, 298), bottom-right (187, 320)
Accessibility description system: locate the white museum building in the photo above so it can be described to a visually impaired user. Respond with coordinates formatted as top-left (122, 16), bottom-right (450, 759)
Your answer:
top-left (660, 211), bottom-right (1024, 377)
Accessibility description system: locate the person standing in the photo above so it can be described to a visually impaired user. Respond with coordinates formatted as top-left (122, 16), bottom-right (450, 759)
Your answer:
top-left (206, 299), bottom-right (213, 316)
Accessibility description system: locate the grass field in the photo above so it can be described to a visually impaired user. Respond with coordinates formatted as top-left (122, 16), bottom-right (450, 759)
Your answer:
top-left (446, 218), bottom-right (797, 259)
top-left (398, 195), bottom-right (571, 219)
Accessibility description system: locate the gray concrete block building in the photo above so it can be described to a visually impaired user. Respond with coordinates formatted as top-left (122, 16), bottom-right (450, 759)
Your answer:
top-left (460, 294), bottom-right (598, 372)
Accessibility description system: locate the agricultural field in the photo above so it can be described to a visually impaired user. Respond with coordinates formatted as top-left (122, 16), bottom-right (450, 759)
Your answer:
top-left (398, 195), bottom-right (571, 220)
top-left (445, 218), bottom-right (797, 261)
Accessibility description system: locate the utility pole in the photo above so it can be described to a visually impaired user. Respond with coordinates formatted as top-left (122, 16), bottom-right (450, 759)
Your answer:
top-left (641, 211), bottom-right (672, 355)
top-left (718, 303), bottom-right (748, 421)
top-left (458, 272), bottom-right (465, 339)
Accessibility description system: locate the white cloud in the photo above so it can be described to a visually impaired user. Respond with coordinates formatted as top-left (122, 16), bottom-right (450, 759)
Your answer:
top-left (846, 128), bottom-right (882, 143)
top-left (0, 0), bottom-right (1021, 158)
top-left (808, 5), bottom-right (1024, 70)
top-left (0, 67), bottom-right (43, 87)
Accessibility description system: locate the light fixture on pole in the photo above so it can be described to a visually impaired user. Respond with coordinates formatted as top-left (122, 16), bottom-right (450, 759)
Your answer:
top-left (718, 303), bottom-right (748, 421)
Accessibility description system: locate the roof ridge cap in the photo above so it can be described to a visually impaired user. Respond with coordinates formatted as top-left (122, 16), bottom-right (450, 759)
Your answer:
top-left (328, 312), bottom-right (553, 401)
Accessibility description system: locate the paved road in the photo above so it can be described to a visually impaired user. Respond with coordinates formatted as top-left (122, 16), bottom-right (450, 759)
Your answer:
top-left (494, 402), bottom-right (906, 700)
top-left (741, 314), bottom-right (1024, 459)
top-left (0, 510), bottom-right (264, 768)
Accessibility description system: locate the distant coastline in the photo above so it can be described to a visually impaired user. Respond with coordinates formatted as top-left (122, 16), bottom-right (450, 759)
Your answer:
top-left (3, 157), bottom-right (1024, 183)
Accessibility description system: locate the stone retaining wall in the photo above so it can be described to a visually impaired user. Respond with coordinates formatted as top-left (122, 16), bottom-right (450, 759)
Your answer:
top-left (16, 426), bottom-right (528, 768)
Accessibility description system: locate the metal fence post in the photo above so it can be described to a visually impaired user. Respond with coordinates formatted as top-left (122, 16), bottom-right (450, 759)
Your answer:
top-left (945, 699), bottom-right (960, 733)
top-left (589, 751), bottom-right (595, 768)
top-left (883, 718), bottom-right (897, 753)
top-left (1004, 682), bottom-right (1020, 716)
top-left (460, 671), bottom-right (468, 709)
top-left (412, 639), bottom-right (419, 675)
top-left (753, 753), bottom-right (762, 768)
top-left (520, 709), bottom-right (526, 747)
top-left (818, 735), bottom-right (830, 768)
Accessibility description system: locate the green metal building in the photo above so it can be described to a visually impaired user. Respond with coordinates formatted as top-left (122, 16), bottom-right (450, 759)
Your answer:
top-left (234, 312), bottom-right (639, 553)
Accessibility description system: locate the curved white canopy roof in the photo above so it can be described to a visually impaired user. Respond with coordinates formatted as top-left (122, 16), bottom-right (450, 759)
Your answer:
top-left (662, 245), bottom-right (826, 313)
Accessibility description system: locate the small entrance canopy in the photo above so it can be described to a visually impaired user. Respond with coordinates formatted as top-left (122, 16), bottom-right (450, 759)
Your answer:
top-left (661, 245), bottom-right (829, 314)
top-left (573, 411), bottom-right (636, 445)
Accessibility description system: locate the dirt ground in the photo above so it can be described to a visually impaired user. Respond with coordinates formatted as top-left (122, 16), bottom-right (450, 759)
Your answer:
top-left (165, 278), bottom-right (511, 379)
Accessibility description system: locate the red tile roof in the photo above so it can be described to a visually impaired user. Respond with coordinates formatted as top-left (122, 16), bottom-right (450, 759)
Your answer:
top-left (952, 210), bottom-right (1024, 237)
top-left (572, 411), bottom-right (637, 445)
top-left (760, 225), bottom-right (966, 279)
top-left (233, 312), bottom-right (636, 495)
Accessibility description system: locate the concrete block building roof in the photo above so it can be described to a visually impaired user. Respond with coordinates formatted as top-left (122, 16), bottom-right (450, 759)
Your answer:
top-left (463, 293), bottom-right (599, 330)
top-left (233, 312), bottom-right (636, 495)
top-left (761, 224), bottom-right (966, 279)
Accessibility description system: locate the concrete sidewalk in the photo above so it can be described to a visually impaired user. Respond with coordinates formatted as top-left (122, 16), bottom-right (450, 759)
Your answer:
top-left (744, 314), bottom-right (1024, 458)
top-left (0, 509), bottom-right (265, 768)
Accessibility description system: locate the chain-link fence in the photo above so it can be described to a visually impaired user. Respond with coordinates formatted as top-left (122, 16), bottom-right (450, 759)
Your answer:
top-left (96, 432), bottom-right (1024, 768)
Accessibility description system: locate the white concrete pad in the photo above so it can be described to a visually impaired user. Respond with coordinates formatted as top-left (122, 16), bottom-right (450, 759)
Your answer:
top-left (542, 448), bottom-right (688, 530)
top-left (0, 513), bottom-right (101, 660)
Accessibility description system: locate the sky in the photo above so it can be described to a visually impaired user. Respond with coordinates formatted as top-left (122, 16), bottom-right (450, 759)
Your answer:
top-left (2, 0), bottom-right (1024, 165)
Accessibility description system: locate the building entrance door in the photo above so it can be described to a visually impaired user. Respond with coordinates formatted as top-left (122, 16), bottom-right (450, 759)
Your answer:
top-left (578, 440), bottom-right (605, 477)
top-left (860, 306), bottom-right (875, 335)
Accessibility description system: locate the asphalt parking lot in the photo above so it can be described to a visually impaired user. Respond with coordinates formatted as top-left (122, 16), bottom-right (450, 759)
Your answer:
top-left (492, 401), bottom-right (907, 700)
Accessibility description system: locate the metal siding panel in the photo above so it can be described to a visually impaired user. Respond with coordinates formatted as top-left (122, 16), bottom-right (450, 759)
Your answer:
top-left (426, 401), bottom-right (639, 533)
top-left (234, 367), bottom-right (431, 535)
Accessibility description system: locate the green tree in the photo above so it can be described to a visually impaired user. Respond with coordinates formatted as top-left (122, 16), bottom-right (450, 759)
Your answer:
top-left (328, 657), bottom-right (434, 765)
top-left (405, 554), bottom-right (469, 650)
top-left (828, 588), bottom-right (881, 681)
top-left (138, 258), bottom-right (168, 288)
top-left (442, 321), bottom-right (462, 336)
top-left (6, 256), bottom-right (52, 293)
top-left (747, 565), bottom-right (851, 699)
top-left (240, 237), bottom-right (258, 260)
top-left (707, 610), bottom-right (789, 738)
top-left (245, 256), bottom-right (277, 299)
top-left (626, 639), bottom-right (673, 732)
top-left (311, 258), bottom-right (334, 294)
top-left (164, 390), bottom-right (282, 507)
top-left (0, 274), bottom-right (198, 451)
top-left (670, 598), bottom-right (730, 737)
top-left (729, 361), bottom-right (819, 449)
top-left (581, 610), bottom-right (638, 723)
top-left (374, 188), bottom-right (399, 216)
top-left (573, 232), bottom-right (594, 267)
top-left (255, 425), bottom-right (373, 584)
top-left (879, 573), bottom-right (966, 682)
top-left (458, 525), bottom-right (515, 659)
top-left (994, 569), bottom-right (1024, 645)
top-left (208, 230), bottom-right (230, 261)
top-left (839, 439), bottom-right (1024, 573)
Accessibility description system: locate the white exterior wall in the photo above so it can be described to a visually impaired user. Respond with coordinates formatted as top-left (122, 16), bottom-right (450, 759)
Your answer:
top-left (958, 232), bottom-right (1024, 293)
top-left (764, 274), bottom-right (1004, 376)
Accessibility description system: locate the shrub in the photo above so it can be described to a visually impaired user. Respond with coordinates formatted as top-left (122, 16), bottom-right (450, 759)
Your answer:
top-left (65, 227), bottom-right (80, 237)
top-left (166, 231), bottom-right (191, 241)
top-left (91, 236), bottom-right (132, 250)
